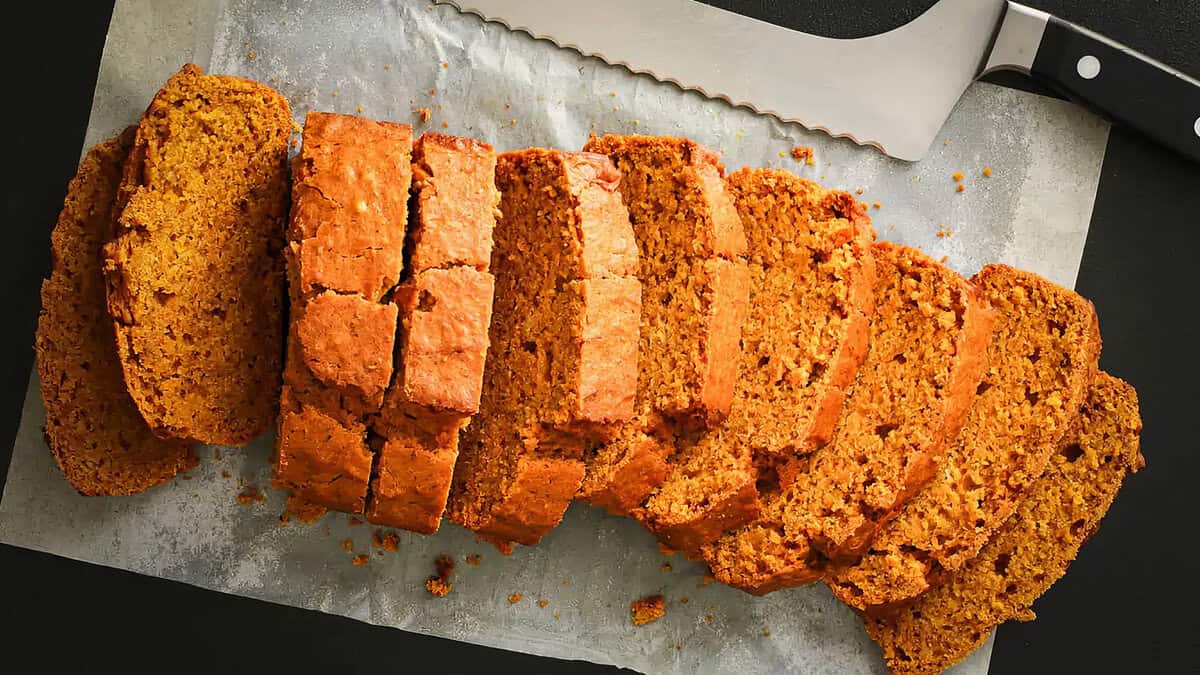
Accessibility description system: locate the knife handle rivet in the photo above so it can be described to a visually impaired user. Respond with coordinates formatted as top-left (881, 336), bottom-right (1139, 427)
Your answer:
top-left (1076, 55), bottom-right (1101, 80)
top-left (1194, 116), bottom-right (1200, 138)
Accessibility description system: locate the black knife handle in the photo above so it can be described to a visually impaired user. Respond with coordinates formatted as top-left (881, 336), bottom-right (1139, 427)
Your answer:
top-left (1031, 15), bottom-right (1200, 163)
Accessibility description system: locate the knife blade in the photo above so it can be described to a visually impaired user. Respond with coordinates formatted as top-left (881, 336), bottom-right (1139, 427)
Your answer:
top-left (442, 0), bottom-right (1200, 163)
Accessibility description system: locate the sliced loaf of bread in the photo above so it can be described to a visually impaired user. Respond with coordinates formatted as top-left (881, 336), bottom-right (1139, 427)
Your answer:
top-left (448, 149), bottom-right (641, 548)
top-left (631, 168), bottom-right (877, 555)
top-left (864, 373), bottom-right (1142, 675)
top-left (274, 112), bottom-right (412, 514)
top-left (103, 64), bottom-right (291, 445)
top-left (704, 243), bottom-right (993, 592)
top-left (827, 264), bottom-right (1102, 611)
top-left (37, 129), bottom-right (196, 495)
top-left (576, 135), bottom-right (751, 539)
top-left (367, 133), bottom-right (498, 533)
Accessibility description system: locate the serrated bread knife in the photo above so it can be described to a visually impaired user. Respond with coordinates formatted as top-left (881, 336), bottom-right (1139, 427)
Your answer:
top-left (443, 0), bottom-right (1200, 162)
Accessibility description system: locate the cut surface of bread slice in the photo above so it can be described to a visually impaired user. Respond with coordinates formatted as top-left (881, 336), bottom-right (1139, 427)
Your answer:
top-left (274, 111), bottom-right (412, 514)
top-left (103, 64), bottom-right (291, 445)
top-left (827, 264), bottom-right (1102, 612)
top-left (634, 168), bottom-right (877, 555)
top-left (864, 373), bottom-right (1142, 675)
top-left (576, 135), bottom-right (750, 534)
top-left (704, 243), bottom-right (993, 592)
top-left (367, 133), bottom-right (498, 534)
top-left (448, 149), bottom-right (640, 548)
top-left (37, 129), bottom-right (195, 495)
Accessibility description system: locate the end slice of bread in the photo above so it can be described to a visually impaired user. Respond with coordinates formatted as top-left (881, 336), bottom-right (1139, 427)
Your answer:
top-left (37, 129), bottom-right (195, 495)
top-left (863, 373), bottom-right (1142, 675)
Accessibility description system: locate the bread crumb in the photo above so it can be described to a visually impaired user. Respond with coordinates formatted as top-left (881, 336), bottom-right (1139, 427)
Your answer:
top-left (675, 642), bottom-right (683, 651)
top-left (762, 629), bottom-right (771, 637)
top-left (357, 105), bottom-right (364, 113)
top-left (290, 138), bottom-right (298, 149)
top-left (658, 542), bottom-right (676, 557)
top-left (425, 556), bottom-right (455, 597)
top-left (508, 593), bottom-right (523, 604)
top-left (349, 517), bottom-right (363, 526)
top-left (633, 119), bottom-right (641, 126)
top-left (872, 201), bottom-right (882, 209)
top-left (704, 614), bottom-right (713, 623)
top-left (957, 184), bottom-right (966, 193)
top-left (553, 612), bottom-right (561, 621)
top-left (236, 485), bottom-right (265, 506)
top-left (701, 574), bottom-right (715, 585)
top-left (278, 513), bottom-right (290, 527)
top-left (939, 255), bottom-right (949, 264)
top-left (441, 61), bottom-right (449, 69)
top-left (504, 102), bottom-right (511, 109)
top-left (285, 495), bottom-right (327, 523)
top-left (952, 171), bottom-right (964, 182)
top-left (341, 538), bottom-right (353, 553)
top-left (415, 107), bottom-right (432, 123)
top-left (609, 91), bottom-right (616, 97)
top-left (213, 448), bottom-right (222, 460)
top-left (660, 563), bottom-right (673, 573)
top-left (778, 150), bottom-right (787, 158)
top-left (430, 88), bottom-right (437, 96)
top-left (630, 595), bottom-right (666, 626)
top-left (441, 121), bottom-right (449, 128)
top-left (679, 597), bottom-right (689, 605)
top-left (371, 529), bottom-right (400, 552)
top-left (465, 553), bottom-right (482, 567)
top-left (331, 90), bottom-right (338, 97)
top-left (562, 580), bottom-right (570, 587)
top-left (944, 139), bottom-right (950, 146)
top-left (806, 157), bottom-right (815, 166)
top-left (983, 166), bottom-right (993, 177)
top-left (936, 225), bottom-right (954, 238)
top-left (384, 63), bottom-right (391, 70)
top-left (790, 145), bottom-right (814, 163)
top-left (351, 554), bottom-right (369, 567)
top-left (221, 470), bottom-right (231, 478)
top-left (248, 50), bottom-right (256, 61)
top-left (538, 599), bottom-right (549, 608)
top-left (510, 118), bottom-right (517, 126)
top-left (855, 188), bottom-right (864, 195)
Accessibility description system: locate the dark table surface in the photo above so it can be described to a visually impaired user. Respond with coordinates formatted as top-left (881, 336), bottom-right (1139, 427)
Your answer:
top-left (4, 1), bottom-right (1198, 672)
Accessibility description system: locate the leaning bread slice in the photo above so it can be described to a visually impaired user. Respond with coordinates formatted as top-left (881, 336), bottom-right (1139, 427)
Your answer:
top-left (273, 112), bottom-right (412, 514)
top-left (37, 129), bottom-right (195, 495)
top-left (864, 373), bottom-right (1143, 675)
top-left (103, 64), bottom-right (292, 445)
top-left (448, 149), bottom-right (640, 548)
top-left (633, 168), bottom-right (877, 554)
top-left (576, 134), bottom-right (750, 520)
top-left (703, 243), bottom-right (993, 592)
top-left (827, 264), bottom-right (1102, 612)
top-left (367, 133), bottom-right (498, 534)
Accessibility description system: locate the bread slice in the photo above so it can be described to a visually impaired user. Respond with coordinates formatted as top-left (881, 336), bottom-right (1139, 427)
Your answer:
top-left (448, 149), bottom-right (640, 547)
top-left (102, 64), bottom-right (291, 445)
top-left (632, 169), bottom-right (877, 554)
top-left (367, 133), bottom-right (498, 533)
top-left (273, 112), bottom-right (412, 514)
top-left (576, 135), bottom-right (750, 522)
top-left (827, 265), bottom-right (1102, 612)
top-left (703, 243), bottom-right (993, 592)
top-left (36, 129), bottom-right (195, 495)
top-left (864, 373), bottom-right (1142, 675)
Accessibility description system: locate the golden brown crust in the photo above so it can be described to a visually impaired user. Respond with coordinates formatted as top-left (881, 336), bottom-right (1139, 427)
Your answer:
top-left (367, 133), bottom-right (499, 533)
top-left (827, 265), bottom-right (1103, 612)
top-left (448, 148), bottom-right (640, 547)
top-left (36, 129), bottom-right (196, 495)
top-left (274, 112), bottom-right (412, 513)
top-left (103, 64), bottom-right (292, 445)
top-left (864, 373), bottom-right (1141, 674)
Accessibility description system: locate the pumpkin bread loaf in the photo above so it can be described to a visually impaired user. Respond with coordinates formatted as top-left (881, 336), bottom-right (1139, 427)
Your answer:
top-left (274, 112), bottom-right (412, 514)
top-left (368, 133), bottom-right (498, 533)
top-left (576, 135), bottom-right (751, 540)
top-left (633, 168), bottom-right (877, 555)
top-left (103, 64), bottom-right (291, 445)
top-left (37, 129), bottom-right (196, 495)
top-left (704, 243), bottom-right (994, 593)
top-left (448, 149), bottom-right (640, 548)
top-left (864, 373), bottom-right (1142, 675)
top-left (828, 265), bottom-right (1102, 612)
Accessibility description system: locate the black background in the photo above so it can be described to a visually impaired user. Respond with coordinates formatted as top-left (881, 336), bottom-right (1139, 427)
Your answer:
top-left (3, 1), bottom-right (1198, 672)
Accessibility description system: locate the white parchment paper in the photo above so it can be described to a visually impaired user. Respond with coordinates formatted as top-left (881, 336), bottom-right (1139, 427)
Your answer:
top-left (4, 0), bottom-right (1109, 672)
